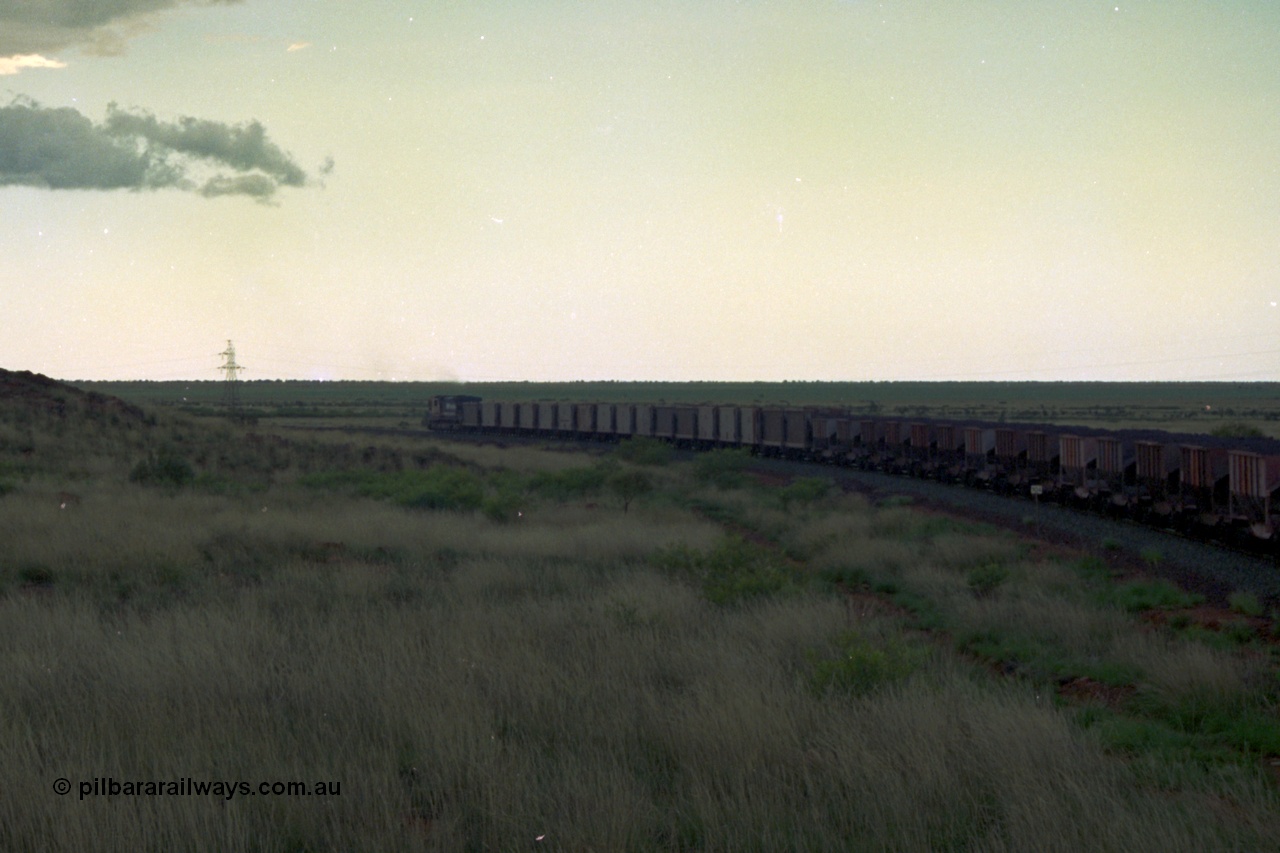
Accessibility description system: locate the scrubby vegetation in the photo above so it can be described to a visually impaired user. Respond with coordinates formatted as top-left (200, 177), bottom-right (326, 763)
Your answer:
top-left (2, 372), bottom-right (1279, 851)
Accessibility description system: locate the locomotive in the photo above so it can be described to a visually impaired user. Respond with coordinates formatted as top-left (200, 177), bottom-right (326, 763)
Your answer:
top-left (425, 395), bottom-right (1280, 549)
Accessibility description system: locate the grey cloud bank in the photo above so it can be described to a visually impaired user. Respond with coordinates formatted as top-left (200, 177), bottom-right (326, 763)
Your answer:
top-left (0, 98), bottom-right (316, 201)
top-left (0, 0), bottom-right (244, 56)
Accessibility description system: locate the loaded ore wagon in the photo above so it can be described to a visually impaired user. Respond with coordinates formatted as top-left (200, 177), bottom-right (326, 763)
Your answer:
top-left (575, 403), bottom-right (596, 436)
top-left (634, 404), bottom-right (655, 437)
top-left (716, 406), bottom-right (740, 445)
top-left (697, 406), bottom-right (719, 447)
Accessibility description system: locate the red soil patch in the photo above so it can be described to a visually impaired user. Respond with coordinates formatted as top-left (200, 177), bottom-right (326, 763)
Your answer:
top-left (1056, 676), bottom-right (1136, 709)
top-left (746, 470), bottom-right (793, 488)
top-left (1140, 605), bottom-right (1279, 648)
top-left (837, 587), bottom-right (912, 621)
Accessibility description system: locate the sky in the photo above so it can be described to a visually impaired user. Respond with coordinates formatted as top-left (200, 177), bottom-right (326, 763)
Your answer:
top-left (1, 0), bottom-right (1278, 382)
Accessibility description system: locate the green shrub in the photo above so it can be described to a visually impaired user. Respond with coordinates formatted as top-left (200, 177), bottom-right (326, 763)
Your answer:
top-left (806, 632), bottom-right (924, 697)
top-left (609, 470), bottom-right (653, 513)
top-left (966, 563), bottom-right (1009, 597)
top-left (300, 466), bottom-right (485, 512)
top-left (129, 446), bottom-right (195, 488)
top-left (816, 564), bottom-right (871, 591)
top-left (1072, 556), bottom-right (1114, 584)
top-left (1221, 620), bottom-right (1256, 645)
top-left (692, 449), bottom-right (751, 489)
top-left (700, 537), bottom-right (793, 605)
top-left (958, 630), bottom-right (1058, 678)
top-left (1105, 580), bottom-right (1202, 614)
top-left (653, 536), bottom-right (793, 605)
top-left (528, 464), bottom-right (609, 501)
top-left (1227, 591), bottom-right (1264, 618)
top-left (1210, 422), bottom-right (1266, 439)
top-left (614, 437), bottom-right (672, 466)
top-left (390, 468), bottom-right (485, 511)
top-left (779, 476), bottom-right (830, 509)
top-left (18, 564), bottom-right (55, 587)
top-left (481, 492), bottom-right (524, 523)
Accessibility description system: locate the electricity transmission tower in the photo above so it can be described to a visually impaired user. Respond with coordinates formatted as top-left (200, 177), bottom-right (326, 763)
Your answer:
top-left (217, 340), bottom-right (245, 419)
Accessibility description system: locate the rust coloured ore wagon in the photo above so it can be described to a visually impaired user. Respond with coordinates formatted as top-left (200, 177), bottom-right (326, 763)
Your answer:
top-left (1227, 450), bottom-right (1280, 538)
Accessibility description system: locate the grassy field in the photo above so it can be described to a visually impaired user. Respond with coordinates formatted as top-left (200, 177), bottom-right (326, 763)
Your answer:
top-left (3, 373), bottom-right (1279, 850)
top-left (70, 379), bottom-right (1280, 437)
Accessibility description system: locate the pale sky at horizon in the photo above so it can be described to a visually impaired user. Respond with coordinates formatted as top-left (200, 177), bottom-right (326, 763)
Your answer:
top-left (2, 1), bottom-right (1278, 382)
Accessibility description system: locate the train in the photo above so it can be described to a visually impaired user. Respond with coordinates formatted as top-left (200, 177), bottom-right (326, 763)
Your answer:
top-left (424, 395), bottom-right (1280, 550)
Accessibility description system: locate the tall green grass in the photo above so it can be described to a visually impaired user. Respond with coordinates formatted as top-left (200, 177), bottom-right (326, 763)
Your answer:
top-left (1, 392), bottom-right (1277, 850)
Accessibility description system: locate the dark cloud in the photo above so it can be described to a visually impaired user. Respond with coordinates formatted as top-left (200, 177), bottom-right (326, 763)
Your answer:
top-left (0, 1), bottom-right (243, 56)
top-left (105, 106), bottom-right (307, 187)
top-left (0, 97), bottom-right (320, 202)
top-left (199, 173), bottom-right (277, 200)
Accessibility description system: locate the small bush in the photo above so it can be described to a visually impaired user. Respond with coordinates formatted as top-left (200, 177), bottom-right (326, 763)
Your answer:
top-left (816, 564), bottom-right (871, 590)
top-left (527, 464), bottom-right (609, 502)
top-left (300, 467), bottom-right (485, 512)
top-left (1221, 620), bottom-right (1256, 645)
top-left (18, 564), bottom-right (55, 587)
top-left (779, 477), bottom-right (830, 510)
top-left (609, 470), bottom-right (653, 513)
top-left (393, 468), bottom-right (485, 511)
top-left (653, 536), bottom-right (793, 605)
top-left (807, 632), bottom-right (924, 697)
top-left (481, 491), bottom-right (523, 523)
top-left (692, 448), bottom-right (751, 489)
top-left (1072, 556), bottom-right (1114, 584)
top-left (1210, 422), bottom-right (1266, 439)
top-left (958, 630), bottom-right (1057, 678)
top-left (1227, 591), bottom-right (1264, 618)
top-left (967, 563), bottom-right (1009, 597)
top-left (129, 447), bottom-right (195, 488)
top-left (614, 437), bottom-right (672, 466)
top-left (1105, 580), bottom-right (1203, 614)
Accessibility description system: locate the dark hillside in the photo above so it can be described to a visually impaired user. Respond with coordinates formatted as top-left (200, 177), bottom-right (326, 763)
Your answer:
top-left (1, 368), bottom-right (150, 425)
top-left (0, 368), bottom-right (157, 480)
